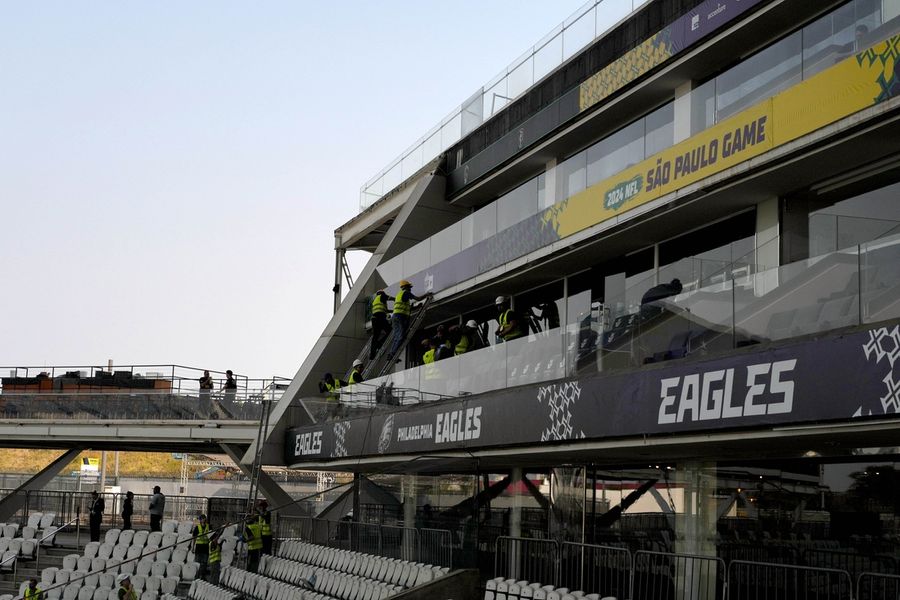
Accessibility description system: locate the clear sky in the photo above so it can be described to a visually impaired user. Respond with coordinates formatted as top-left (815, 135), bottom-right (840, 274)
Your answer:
top-left (1, 1), bottom-right (584, 382)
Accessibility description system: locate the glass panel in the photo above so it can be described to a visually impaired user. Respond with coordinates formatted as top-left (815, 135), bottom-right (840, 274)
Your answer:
top-left (383, 161), bottom-right (402, 193)
top-left (586, 120), bottom-right (644, 186)
top-left (563, 5), bottom-right (597, 61)
top-left (430, 222), bottom-right (462, 265)
top-left (461, 90), bottom-right (485, 137)
top-left (422, 129), bottom-right (442, 164)
top-left (556, 151), bottom-right (587, 201)
top-left (596, 0), bottom-right (633, 37)
top-left (537, 172), bottom-right (550, 211)
top-left (418, 355), bottom-right (461, 401)
top-left (644, 101), bottom-right (674, 157)
top-left (534, 29), bottom-right (563, 82)
top-left (457, 343), bottom-right (507, 396)
top-left (690, 78), bottom-right (717, 136)
top-left (401, 143), bottom-right (423, 179)
top-left (402, 239), bottom-right (431, 276)
top-left (716, 32), bottom-right (802, 121)
top-left (440, 112), bottom-right (462, 149)
top-left (861, 233), bottom-right (900, 323)
top-left (473, 202), bottom-right (497, 244)
top-left (810, 180), bottom-right (900, 256)
top-left (505, 329), bottom-right (567, 389)
top-left (460, 214), bottom-right (475, 250)
top-left (497, 177), bottom-right (540, 232)
top-left (802, 1), bottom-right (856, 79)
top-left (733, 249), bottom-right (861, 344)
top-left (508, 55), bottom-right (534, 99)
top-left (484, 74), bottom-right (510, 118)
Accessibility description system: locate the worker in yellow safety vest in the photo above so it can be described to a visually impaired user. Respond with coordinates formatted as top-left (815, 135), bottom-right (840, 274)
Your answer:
top-left (370, 290), bottom-right (393, 360)
top-left (388, 280), bottom-right (429, 358)
top-left (24, 578), bottom-right (43, 600)
top-left (207, 533), bottom-right (221, 584)
top-left (191, 514), bottom-right (210, 581)
top-left (243, 513), bottom-right (263, 573)
top-left (318, 373), bottom-right (346, 401)
top-left (348, 359), bottom-right (364, 385)
top-left (454, 320), bottom-right (483, 355)
top-left (496, 296), bottom-right (524, 342)
top-left (256, 499), bottom-right (273, 555)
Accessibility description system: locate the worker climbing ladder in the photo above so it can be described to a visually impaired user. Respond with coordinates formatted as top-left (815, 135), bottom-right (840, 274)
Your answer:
top-left (362, 294), bottom-right (433, 379)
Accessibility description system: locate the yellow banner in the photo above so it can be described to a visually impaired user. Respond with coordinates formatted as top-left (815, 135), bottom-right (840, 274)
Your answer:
top-left (548, 33), bottom-right (900, 241)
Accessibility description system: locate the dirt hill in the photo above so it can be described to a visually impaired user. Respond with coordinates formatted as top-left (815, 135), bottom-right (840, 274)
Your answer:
top-left (0, 449), bottom-right (183, 477)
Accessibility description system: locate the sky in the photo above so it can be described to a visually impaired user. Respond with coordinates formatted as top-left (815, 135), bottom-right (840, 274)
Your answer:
top-left (0, 1), bottom-right (585, 382)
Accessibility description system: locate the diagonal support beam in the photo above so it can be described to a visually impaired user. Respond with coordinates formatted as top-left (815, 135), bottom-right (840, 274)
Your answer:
top-left (0, 448), bottom-right (82, 522)
top-left (219, 443), bottom-right (305, 517)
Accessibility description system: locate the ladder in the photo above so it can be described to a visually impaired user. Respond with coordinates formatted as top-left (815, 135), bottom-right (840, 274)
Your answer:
top-left (245, 393), bottom-right (272, 515)
top-left (362, 295), bottom-right (433, 380)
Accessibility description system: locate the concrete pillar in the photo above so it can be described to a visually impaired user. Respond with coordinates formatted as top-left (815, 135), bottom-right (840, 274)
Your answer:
top-left (403, 474), bottom-right (417, 561)
top-left (543, 159), bottom-right (558, 208)
top-left (675, 462), bottom-right (718, 600)
top-left (508, 468), bottom-right (523, 580)
top-left (755, 197), bottom-right (781, 296)
top-left (673, 81), bottom-right (694, 144)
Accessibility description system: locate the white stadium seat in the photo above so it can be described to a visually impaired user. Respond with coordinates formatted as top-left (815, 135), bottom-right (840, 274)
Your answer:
top-left (104, 530), bottom-right (120, 545)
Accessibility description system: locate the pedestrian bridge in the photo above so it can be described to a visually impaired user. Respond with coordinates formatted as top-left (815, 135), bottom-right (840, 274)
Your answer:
top-left (0, 365), bottom-right (287, 454)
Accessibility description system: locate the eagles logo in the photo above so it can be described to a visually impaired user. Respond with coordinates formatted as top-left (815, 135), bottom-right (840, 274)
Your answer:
top-left (378, 414), bottom-right (395, 454)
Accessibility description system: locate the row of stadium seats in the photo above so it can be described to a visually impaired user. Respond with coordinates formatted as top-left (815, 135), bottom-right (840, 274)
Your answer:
top-left (219, 564), bottom-right (402, 600)
top-left (186, 580), bottom-right (239, 600)
top-left (485, 578), bottom-right (610, 600)
top-left (277, 540), bottom-right (448, 587)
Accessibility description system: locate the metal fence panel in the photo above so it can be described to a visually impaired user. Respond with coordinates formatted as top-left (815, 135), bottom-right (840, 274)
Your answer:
top-left (560, 541), bottom-right (631, 598)
top-left (632, 550), bottom-right (726, 600)
top-left (858, 571), bottom-right (900, 600)
top-left (728, 559), bottom-right (853, 600)
top-left (419, 527), bottom-right (453, 569)
top-left (803, 548), bottom-right (898, 581)
top-left (494, 536), bottom-right (559, 585)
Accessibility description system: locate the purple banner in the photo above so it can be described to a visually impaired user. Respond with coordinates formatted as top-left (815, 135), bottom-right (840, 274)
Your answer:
top-left (286, 325), bottom-right (900, 463)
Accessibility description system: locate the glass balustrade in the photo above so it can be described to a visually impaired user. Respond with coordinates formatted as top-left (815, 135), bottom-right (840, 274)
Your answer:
top-left (335, 233), bottom-right (900, 416)
top-left (360, 0), bottom-right (648, 211)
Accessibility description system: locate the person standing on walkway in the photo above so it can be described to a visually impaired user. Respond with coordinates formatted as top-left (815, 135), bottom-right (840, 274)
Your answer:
top-left (198, 370), bottom-right (214, 415)
top-left (256, 500), bottom-right (273, 555)
top-left (149, 485), bottom-right (165, 532)
top-left (121, 491), bottom-right (134, 531)
top-left (243, 513), bottom-right (262, 573)
top-left (389, 280), bottom-right (428, 357)
top-left (191, 514), bottom-right (211, 581)
top-left (223, 370), bottom-right (237, 403)
top-left (89, 491), bottom-right (104, 542)
top-left (207, 533), bottom-right (222, 585)
top-left (369, 290), bottom-right (393, 360)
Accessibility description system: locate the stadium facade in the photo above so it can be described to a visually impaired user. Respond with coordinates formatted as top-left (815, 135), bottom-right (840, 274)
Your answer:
top-left (271, 0), bottom-right (900, 590)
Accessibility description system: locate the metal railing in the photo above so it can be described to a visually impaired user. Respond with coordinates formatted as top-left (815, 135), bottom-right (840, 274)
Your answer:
top-left (632, 550), bottom-right (725, 600)
top-left (494, 536), bottom-right (560, 586)
top-left (857, 572), bottom-right (900, 600)
top-left (559, 541), bottom-right (631, 599)
top-left (728, 559), bottom-right (853, 600)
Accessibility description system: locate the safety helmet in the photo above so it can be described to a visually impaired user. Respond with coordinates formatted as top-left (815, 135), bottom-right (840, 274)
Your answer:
top-left (399, 279), bottom-right (412, 288)
top-left (466, 320), bottom-right (478, 329)
top-left (495, 295), bottom-right (507, 306)
top-left (116, 574), bottom-right (130, 586)
top-left (352, 359), bottom-right (363, 368)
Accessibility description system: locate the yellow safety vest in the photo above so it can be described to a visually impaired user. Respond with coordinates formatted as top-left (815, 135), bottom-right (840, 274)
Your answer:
top-left (324, 380), bottom-right (341, 401)
top-left (422, 349), bottom-right (435, 364)
top-left (246, 522), bottom-right (263, 551)
top-left (455, 333), bottom-right (471, 355)
top-left (259, 515), bottom-right (272, 537)
top-left (25, 587), bottom-right (41, 600)
top-left (209, 545), bottom-right (221, 564)
top-left (348, 370), bottom-right (362, 385)
top-left (195, 523), bottom-right (209, 545)
top-left (393, 289), bottom-right (411, 316)
top-left (372, 294), bottom-right (387, 315)
top-left (499, 309), bottom-right (523, 341)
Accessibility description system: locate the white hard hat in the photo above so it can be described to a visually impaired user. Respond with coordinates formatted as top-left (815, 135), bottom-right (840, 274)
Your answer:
top-left (352, 359), bottom-right (363, 368)
top-left (116, 574), bottom-right (130, 586)
top-left (495, 295), bottom-right (507, 305)
top-left (466, 320), bottom-right (478, 328)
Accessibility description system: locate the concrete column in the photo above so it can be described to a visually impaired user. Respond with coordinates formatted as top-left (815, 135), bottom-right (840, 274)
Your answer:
top-left (403, 474), bottom-right (417, 561)
top-left (756, 197), bottom-right (781, 296)
top-left (675, 462), bottom-right (718, 600)
top-left (508, 468), bottom-right (523, 580)
top-left (673, 81), bottom-right (694, 144)
top-left (544, 159), bottom-right (558, 208)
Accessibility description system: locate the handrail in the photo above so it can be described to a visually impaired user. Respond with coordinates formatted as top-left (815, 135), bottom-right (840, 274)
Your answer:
top-left (35, 515), bottom-right (80, 570)
top-left (39, 516), bottom-right (78, 544)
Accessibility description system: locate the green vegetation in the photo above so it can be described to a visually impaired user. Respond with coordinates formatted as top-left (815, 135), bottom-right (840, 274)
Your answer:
top-left (0, 449), bottom-right (183, 477)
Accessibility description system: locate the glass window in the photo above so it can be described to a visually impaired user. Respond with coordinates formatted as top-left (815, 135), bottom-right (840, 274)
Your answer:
top-left (802, 2), bottom-right (858, 79)
top-left (586, 120), bottom-right (644, 186)
top-left (556, 150), bottom-right (587, 201)
top-left (716, 32), bottom-right (802, 121)
top-left (644, 101), bottom-right (674, 157)
top-left (497, 176), bottom-right (540, 232)
top-left (690, 78), bottom-right (717, 136)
